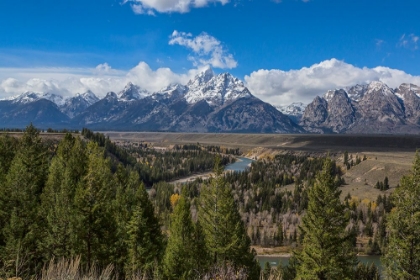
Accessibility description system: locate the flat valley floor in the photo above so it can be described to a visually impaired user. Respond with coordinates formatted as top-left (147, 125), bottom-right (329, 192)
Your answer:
top-left (104, 132), bottom-right (420, 201)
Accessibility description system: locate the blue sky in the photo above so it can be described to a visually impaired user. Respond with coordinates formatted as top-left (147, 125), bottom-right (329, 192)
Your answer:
top-left (0, 0), bottom-right (419, 106)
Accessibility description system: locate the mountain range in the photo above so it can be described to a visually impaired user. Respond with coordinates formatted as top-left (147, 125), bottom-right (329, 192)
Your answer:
top-left (1, 68), bottom-right (420, 134)
top-left (0, 68), bottom-right (301, 133)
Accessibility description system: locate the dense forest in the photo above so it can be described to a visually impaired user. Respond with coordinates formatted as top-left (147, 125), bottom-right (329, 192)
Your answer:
top-left (0, 125), bottom-right (419, 279)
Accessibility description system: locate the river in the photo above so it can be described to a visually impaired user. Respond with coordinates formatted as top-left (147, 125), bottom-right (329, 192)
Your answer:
top-left (224, 157), bottom-right (254, 172)
top-left (257, 255), bottom-right (383, 276)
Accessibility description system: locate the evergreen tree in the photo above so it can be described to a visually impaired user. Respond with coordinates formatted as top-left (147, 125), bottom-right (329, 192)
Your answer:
top-left (113, 166), bottom-right (142, 275)
top-left (198, 156), bottom-right (259, 279)
top-left (38, 134), bottom-right (87, 261)
top-left (295, 158), bottom-right (356, 280)
top-left (383, 176), bottom-right (389, 190)
top-left (125, 182), bottom-right (164, 278)
top-left (0, 124), bottom-right (48, 277)
top-left (73, 141), bottom-right (116, 268)
top-left (163, 191), bottom-right (209, 279)
top-left (0, 134), bottom-right (18, 248)
top-left (354, 262), bottom-right (380, 280)
top-left (383, 152), bottom-right (420, 279)
top-left (276, 223), bottom-right (284, 246)
top-left (262, 262), bottom-right (271, 280)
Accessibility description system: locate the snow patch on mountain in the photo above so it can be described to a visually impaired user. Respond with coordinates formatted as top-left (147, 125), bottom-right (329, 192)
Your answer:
top-left (8, 92), bottom-right (65, 106)
top-left (366, 81), bottom-right (394, 96)
top-left (185, 70), bottom-right (252, 106)
top-left (277, 102), bottom-right (307, 116)
top-left (117, 82), bottom-right (149, 102)
top-left (154, 83), bottom-right (188, 99)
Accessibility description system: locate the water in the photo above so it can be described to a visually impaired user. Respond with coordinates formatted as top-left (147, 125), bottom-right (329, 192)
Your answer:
top-left (257, 255), bottom-right (383, 276)
top-left (224, 157), bottom-right (254, 172)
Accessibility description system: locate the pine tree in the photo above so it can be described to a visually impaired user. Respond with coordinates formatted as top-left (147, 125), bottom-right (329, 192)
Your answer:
top-left (295, 158), bottom-right (356, 280)
top-left (0, 134), bottom-right (18, 249)
top-left (125, 182), bottom-right (164, 278)
top-left (113, 166), bottom-right (141, 274)
top-left (383, 152), bottom-right (420, 279)
top-left (163, 191), bottom-right (209, 279)
top-left (383, 176), bottom-right (389, 190)
top-left (73, 141), bottom-right (116, 268)
top-left (198, 156), bottom-right (259, 279)
top-left (276, 223), bottom-right (284, 246)
top-left (0, 124), bottom-right (48, 277)
top-left (38, 134), bottom-right (87, 261)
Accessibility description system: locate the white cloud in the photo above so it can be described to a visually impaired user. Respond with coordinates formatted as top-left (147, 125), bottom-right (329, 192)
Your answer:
top-left (169, 30), bottom-right (237, 69)
top-left (398, 33), bottom-right (419, 50)
top-left (124, 0), bottom-right (229, 14)
top-left (0, 62), bottom-right (200, 99)
top-left (2, 58), bottom-right (420, 108)
top-left (245, 58), bottom-right (420, 107)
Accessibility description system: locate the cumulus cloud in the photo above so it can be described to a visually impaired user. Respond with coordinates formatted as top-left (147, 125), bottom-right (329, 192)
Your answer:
top-left (245, 58), bottom-right (420, 107)
top-left (169, 30), bottom-right (237, 69)
top-left (123, 0), bottom-right (229, 14)
top-left (0, 62), bottom-right (200, 99)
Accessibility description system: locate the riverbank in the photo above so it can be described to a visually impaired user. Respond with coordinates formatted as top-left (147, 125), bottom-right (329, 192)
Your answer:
top-left (169, 156), bottom-right (254, 184)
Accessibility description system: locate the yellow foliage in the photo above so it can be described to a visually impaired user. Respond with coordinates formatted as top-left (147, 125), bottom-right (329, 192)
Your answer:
top-left (170, 193), bottom-right (180, 209)
top-left (370, 202), bottom-right (377, 212)
top-left (361, 198), bottom-right (371, 206)
top-left (349, 196), bottom-right (360, 208)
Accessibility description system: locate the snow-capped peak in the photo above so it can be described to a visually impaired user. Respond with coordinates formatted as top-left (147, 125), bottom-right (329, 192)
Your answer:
top-left (156, 83), bottom-right (188, 96)
top-left (185, 72), bottom-right (252, 106)
top-left (345, 84), bottom-right (368, 102)
top-left (10, 92), bottom-right (64, 106)
top-left (76, 90), bottom-right (99, 105)
top-left (324, 90), bottom-right (336, 102)
top-left (187, 66), bottom-right (215, 88)
top-left (367, 81), bottom-right (393, 96)
top-left (117, 82), bottom-right (149, 102)
top-left (277, 102), bottom-right (307, 116)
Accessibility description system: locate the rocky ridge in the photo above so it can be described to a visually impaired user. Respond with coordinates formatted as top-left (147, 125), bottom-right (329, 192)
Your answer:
top-left (301, 82), bottom-right (420, 134)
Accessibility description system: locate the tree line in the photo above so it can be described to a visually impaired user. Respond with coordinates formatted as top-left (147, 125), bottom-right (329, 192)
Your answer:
top-left (0, 125), bottom-right (419, 279)
top-left (0, 125), bottom-right (257, 279)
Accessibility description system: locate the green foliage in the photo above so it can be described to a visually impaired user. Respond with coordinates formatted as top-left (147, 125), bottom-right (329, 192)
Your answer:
top-left (73, 141), bottom-right (116, 268)
top-left (125, 182), bottom-right (164, 278)
top-left (383, 152), bottom-right (420, 279)
top-left (295, 158), bottom-right (356, 280)
top-left (81, 128), bottom-right (136, 167)
top-left (163, 192), bottom-right (209, 279)
top-left (354, 262), bottom-right (380, 280)
top-left (198, 156), bottom-right (260, 279)
top-left (374, 176), bottom-right (390, 191)
top-left (262, 261), bottom-right (271, 280)
top-left (0, 123), bottom-right (49, 278)
top-left (38, 134), bottom-right (87, 262)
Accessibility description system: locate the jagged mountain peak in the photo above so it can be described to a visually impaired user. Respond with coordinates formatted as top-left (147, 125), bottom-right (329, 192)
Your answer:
top-left (117, 82), bottom-right (149, 101)
top-left (156, 83), bottom-right (188, 97)
top-left (11, 91), bottom-right (64, 106)
top-left (398, 83), bottom-right (420, 95)
top-left (187, 66), bottom-right (215, 87)
top-left (366, 81), bottom-right (393, 96)
top-left (185, 71), bottom-right (252, 106)
top-left (346, 84), bottom-right (368, 102)
top-left (11, 92), bottom-right (40, 104)
top-left (76, 90), bottom-right (99, 104)
top-left (324, 89), bottom-right (348, 102)
top-left (276, 102), bottom-right (307, 124)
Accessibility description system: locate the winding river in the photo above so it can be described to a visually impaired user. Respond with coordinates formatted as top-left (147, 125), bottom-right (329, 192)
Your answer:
top-left (224, 157), bottom-right (254, 172)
